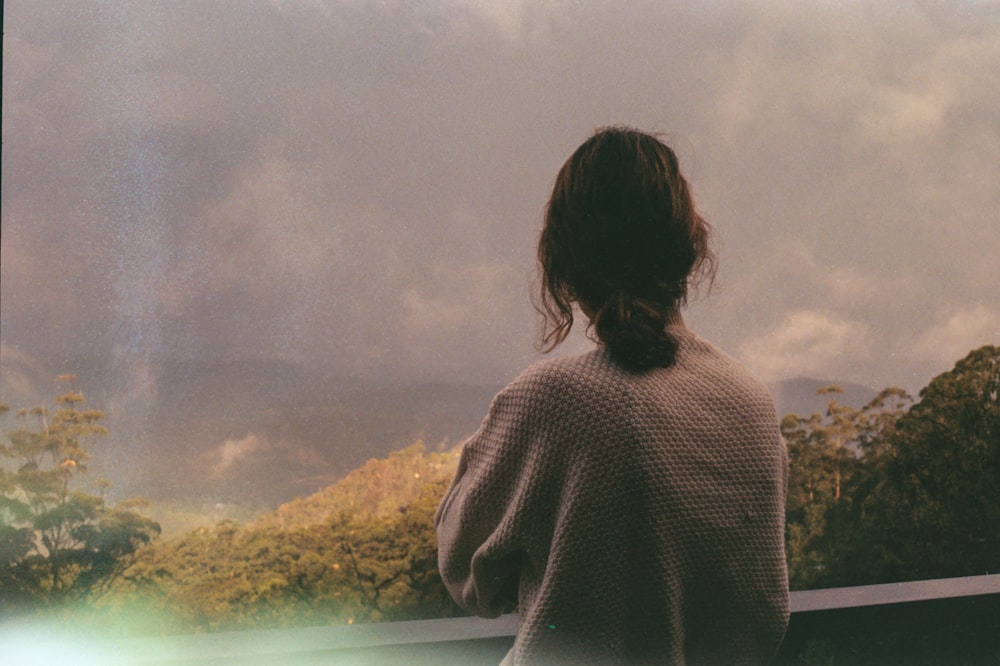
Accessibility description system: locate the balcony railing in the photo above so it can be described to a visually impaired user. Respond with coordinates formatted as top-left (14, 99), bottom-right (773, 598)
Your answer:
top-left (3, 574), bottom-right (998, 665)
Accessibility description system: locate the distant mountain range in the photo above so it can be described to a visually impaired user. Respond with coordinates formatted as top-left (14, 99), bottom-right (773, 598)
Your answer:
top-left (1, 353), bottom-right (877, 532)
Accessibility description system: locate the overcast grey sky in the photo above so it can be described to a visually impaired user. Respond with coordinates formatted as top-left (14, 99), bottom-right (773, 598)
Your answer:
top-left (3, 0), bottom-right (999, 407)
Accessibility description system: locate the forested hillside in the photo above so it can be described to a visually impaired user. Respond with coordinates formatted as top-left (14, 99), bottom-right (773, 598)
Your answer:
top-left (94, 444), bottom-right (462, 632)
top-left (255, 443), bottom-right (459, 531)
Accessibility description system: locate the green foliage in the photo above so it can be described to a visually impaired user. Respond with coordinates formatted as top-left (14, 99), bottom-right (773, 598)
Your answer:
top-left (784, 346), bottom-right (1000, 589)
top-left (782, 386), bottom-right (911, 589)
top-left (834, 345), bottom-right (1000, 584)
top-left (0, 379), bottom-right (161, 612)
top-left (258, 442), bottom-right (459, 529)
top-left (101, 443), bottom-right (462, 631)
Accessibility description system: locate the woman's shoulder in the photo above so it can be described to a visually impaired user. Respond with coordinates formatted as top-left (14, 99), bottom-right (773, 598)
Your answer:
top-left (494, 348), bottom-right (628, 418)
top-left (673, 331), bottom-right (779, 418)
top-left (681, 332), bottom-right (769, 385)
top-left (514, 347), bottom-right (622, 389)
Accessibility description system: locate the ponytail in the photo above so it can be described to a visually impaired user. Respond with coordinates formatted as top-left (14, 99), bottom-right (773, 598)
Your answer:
top-left (590, 285), bottom-right (682, 371)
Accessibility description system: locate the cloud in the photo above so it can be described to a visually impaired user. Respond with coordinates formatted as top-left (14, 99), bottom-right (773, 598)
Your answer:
top-left (402, 262), bottom-right (519, 332)
top-left (454, 0), bottom-right (565, 45)
top-left (738, 310), bottom-right (871, 383)
top-left (204, 433), bottom-right (270, 480)
top-left (914, 305), bottom-right (1000, 369)
top-left (863, 23), bottom-right (999, 143)
top-left (5, 0), bottom-right (1000, 508)
top-left (3, 0), bottom-right (998, 396)
top-left (0, 344), bottom-right (54, 408)
top-left (396, 257), bottom-right (534, 381)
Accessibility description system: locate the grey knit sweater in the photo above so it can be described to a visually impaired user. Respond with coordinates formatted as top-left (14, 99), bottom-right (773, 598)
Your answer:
top-left (435, 321), bottom-right (789, 665)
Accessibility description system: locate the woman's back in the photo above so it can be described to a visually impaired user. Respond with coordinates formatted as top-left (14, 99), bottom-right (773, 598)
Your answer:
top-left (436, 319), bottom-right (788, 664)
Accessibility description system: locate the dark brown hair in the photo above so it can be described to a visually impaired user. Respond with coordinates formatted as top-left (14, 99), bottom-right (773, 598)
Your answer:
top-left (536, 126), bottom-right (715, 370)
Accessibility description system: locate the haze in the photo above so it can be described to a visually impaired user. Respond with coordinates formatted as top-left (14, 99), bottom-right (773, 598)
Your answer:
top-left (2, 1), bottom-right (998, 507)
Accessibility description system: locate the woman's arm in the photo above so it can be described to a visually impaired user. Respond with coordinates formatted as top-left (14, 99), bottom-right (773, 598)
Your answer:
top-left (435, 371), bottom-right (566, 618)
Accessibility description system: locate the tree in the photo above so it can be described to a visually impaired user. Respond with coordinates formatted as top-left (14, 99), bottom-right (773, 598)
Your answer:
top-left (0, 376), bottom-right (161, 611)
top-left (332, 478), bottom-right (456, 623)
top-left (782, 385), bottom-right (912, 589)
top-left (837, 345), bottom-right (1000, 583)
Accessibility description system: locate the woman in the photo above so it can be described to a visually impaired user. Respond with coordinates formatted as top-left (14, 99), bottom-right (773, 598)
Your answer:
top-left (436, 127), bottom-right (789, 665)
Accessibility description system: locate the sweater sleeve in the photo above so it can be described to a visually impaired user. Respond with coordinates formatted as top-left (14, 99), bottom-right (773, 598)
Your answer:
top-left (435, 369), bottom-right (566, 618)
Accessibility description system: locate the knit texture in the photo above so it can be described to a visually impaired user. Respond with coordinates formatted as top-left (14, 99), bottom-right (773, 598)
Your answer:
top-left (436, 320), bottom-right (789, 665)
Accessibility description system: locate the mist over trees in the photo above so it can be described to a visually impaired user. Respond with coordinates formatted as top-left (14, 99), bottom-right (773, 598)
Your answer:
top-left (1, 346), bottom-right (996, 633)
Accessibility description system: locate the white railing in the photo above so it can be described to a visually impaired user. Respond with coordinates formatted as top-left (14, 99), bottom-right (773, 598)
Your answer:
top-left (3, 574), bottom-right (998, 665)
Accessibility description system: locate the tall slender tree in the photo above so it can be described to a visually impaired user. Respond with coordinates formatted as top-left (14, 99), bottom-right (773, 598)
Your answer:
top-left (0, 377), bottom-right (161, 611)
top-left (782, 385), bottom-right (912, 589)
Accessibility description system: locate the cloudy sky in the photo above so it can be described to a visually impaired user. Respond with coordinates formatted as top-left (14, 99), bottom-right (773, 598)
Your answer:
top-left (3, 0), bottom-right (999, 409)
